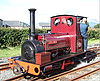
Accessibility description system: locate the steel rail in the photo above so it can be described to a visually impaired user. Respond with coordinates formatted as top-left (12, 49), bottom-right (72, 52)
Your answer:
top-left (0, 63), bottom-right (9, 67)
top-left (0, 63), bottom-right (11, 71)
top-left (70, 68), bottom-right (100, 81)
top-left (43, 61), bottom-right (100, 81)
top-left (0, 66), bottom-right (11, 71)
top-left (29, 77), bottom-right (40, 81)
top-left (4, 74), bottom-right (25, 81)
top-left (89, 47), bottom-right (100, 51)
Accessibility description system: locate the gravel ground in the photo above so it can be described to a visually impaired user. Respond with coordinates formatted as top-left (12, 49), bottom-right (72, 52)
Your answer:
top-left (56, 56), bottom-right (100, 81)
top-left (71, 56), bottom-right (100, 81)
top-left (0, 44), bottom-right (100, 81)
top-left (0, 69), bottom-right (17, 80)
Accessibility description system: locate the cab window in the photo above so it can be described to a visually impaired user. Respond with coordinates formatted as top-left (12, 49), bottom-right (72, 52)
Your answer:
top-left (54, 18), bottom-right (60, 26)
top-left (67, 18), bottom-right (73, 26)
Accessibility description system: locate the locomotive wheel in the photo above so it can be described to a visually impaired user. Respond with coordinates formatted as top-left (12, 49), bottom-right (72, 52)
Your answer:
top-left (84, 51), bottom-right (96, 63)
top-left (13, 66), bottom-right (22, 75)
top-left (63, 47), bottom-right (70, 55)
top-left (22, 41), bottom-right (35, 62)
top-left (24, 43), bottom-right (34, 60)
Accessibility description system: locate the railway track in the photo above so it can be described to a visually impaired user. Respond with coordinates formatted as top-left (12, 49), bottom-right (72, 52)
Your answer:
top-left (4, 74), bottom-right (25, 81)
top-left (89, 47), bottom-right (100, 52)
top-left (42, 61), bottom-right (100, 81)
top-left (0, 46), bottom-right (100, 81)
top-left (0, 63), bottom-right (11, 71)
top-left (2, 61), bottom-right (100, 81)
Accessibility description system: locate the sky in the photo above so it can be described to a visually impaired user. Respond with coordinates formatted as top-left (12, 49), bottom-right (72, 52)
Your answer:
top-left (0, 0), bottom-right (100, 25)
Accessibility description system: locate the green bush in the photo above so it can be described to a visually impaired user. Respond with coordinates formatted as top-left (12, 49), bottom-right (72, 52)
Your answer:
top-left (35, 28), bottom-right (50, 33)
top-left (94, 24), bottom-right (100, 28)
top-left (88, 29), bottom-right (100, 39)
top-left (0, 28), bottom-right (28, 47)
top-left (0, 28), bottom-right (50, 47)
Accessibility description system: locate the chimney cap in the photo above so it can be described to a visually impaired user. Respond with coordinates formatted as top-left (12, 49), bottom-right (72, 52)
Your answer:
top-left (28, 8), bottom-right (36, 11)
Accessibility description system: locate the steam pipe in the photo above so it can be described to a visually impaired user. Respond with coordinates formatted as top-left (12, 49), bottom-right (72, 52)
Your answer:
top-left (28, 8), bottom-right (36, 40)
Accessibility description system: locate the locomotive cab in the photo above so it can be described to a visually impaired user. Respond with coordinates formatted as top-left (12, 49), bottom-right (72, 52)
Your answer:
top-left (51, 15), bottom-right (85, 53)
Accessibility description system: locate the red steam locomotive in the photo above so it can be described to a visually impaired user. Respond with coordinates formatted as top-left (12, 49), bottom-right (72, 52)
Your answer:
top-left (8, 8), bottom-right (95, 77)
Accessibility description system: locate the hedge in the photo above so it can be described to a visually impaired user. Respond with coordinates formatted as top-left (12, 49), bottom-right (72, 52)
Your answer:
top-left (0, 28), bottom-right (28, 47)
top-left (0, 27), bottom-right (99, 47)
top-left (88, 29), bottom-right (100, 39)
top-left (0, 28), bottom-right (50, 47)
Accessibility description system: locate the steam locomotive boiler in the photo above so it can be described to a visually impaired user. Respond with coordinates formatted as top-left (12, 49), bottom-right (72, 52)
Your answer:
top-left (8, 8), bottom-right (95, 77)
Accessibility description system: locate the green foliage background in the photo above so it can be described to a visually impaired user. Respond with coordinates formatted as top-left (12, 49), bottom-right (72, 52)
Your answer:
top-left (88, 28), bottom-right (100, 39)
top-left (0, 28), bottom-right (49, 47)
top-left (94, 24), bottom-right (100, 28)
top-left (0, 27), bottom-right (99, 48)
top-left (0, 28), bottom-right (28, 47)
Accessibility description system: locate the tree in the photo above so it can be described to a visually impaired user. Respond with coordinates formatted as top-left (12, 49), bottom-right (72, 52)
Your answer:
top-left (94, 24), bottom-right (100, 28)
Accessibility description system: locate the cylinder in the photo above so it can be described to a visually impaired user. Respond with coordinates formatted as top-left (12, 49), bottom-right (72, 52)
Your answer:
top-left (28, 8), bottom-right (36, 40)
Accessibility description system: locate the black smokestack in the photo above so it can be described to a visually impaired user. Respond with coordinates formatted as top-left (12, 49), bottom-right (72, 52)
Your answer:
top-left (28, 8), bottom-right (36, 40)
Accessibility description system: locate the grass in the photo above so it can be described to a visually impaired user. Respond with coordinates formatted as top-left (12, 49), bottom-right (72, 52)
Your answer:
top-left (0, 39), bottom-right (99, 58)
top-left (0, 46), bottom-right (21, 58)
top-left (88, 38), bottom-right (100, 45)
